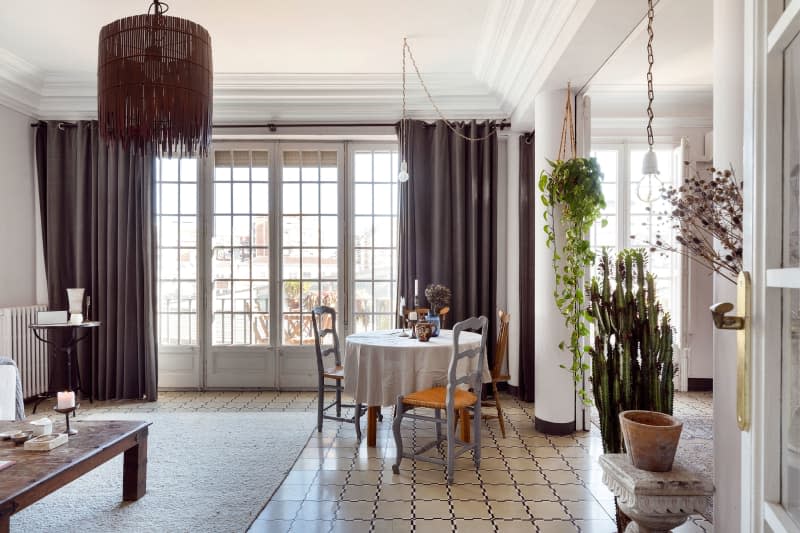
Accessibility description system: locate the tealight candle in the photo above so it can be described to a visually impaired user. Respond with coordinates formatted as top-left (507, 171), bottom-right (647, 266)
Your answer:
top-left (57, 391), bottom-right (75, 410)
top-left (408, 311), bottom-right (417, 321)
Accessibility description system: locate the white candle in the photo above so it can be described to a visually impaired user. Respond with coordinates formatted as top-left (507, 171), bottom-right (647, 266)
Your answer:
top-left (414, 279), bottom-right (418, 297)
top-left (57, 391), bottom-right (75, 410)
top-left (408, 311), bottom-right (417, 321)
top-left (399, 296), bottom-right (406, 314)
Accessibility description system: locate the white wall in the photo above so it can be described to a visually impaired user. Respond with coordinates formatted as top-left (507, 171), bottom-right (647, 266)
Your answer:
top-left (712, 0), bottom-right (743, 529)
top-left (0, 104), bottom-right (36, 308)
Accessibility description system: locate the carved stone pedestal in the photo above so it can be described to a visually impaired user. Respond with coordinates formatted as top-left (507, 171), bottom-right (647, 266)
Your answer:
top-left (599, 454), bottom-right (714, 533)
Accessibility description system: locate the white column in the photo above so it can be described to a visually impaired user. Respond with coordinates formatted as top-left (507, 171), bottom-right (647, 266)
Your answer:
top-left (506, 137), bottom-right (520, 388)
top-left (533, 89), bottom-right (575, 434)
top-left (713, 0), bottom-right (743, 530)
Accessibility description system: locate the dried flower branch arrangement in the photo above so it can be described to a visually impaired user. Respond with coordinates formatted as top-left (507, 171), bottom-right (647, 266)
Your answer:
top-left (424, 284), bottom-right (452, 314)
top-left (637, 165), bottom-right (743, 284)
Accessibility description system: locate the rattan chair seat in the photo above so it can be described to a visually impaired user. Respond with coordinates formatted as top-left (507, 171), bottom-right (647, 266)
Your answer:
top-left (323, 365), bottom-right (345, 380)
top-left (402, 386), bottom-right (478, 410)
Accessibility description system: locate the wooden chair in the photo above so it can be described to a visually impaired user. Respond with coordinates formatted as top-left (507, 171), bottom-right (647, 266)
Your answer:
top-left (483, 309), bottom-right (511, 438)
top-left (391, 315), bottom-right (489, 484)
top-left (311, 306), bottom-right (363, 440)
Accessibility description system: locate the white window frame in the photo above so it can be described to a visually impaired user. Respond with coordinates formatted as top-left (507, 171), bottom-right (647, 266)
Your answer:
top-left (347, 143), bottom-right (400, 337)
top-left (745, 1), bottom-right (800, 531)
top-left (156, 156), bottom-right (203, 389)
top-left (589, 141), bottom-right (685, 392)
top-left (157, 139), bottom-right (399, 390)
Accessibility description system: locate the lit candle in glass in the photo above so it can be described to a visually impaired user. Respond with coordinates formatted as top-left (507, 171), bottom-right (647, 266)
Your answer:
top-left (57, 391), bottom-right (75, 410)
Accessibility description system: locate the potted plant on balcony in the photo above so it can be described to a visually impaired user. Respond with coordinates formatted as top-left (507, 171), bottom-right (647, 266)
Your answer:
top-left (587, 248), bottom-right (677, 531)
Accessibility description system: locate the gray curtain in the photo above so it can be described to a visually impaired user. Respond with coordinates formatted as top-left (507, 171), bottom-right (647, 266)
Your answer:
top-left (518, 133), bottom-right (535, 402)
top-left (398, 119), bottom-right (498, 366)
top-left (35, 121), bottom-right (158, 401)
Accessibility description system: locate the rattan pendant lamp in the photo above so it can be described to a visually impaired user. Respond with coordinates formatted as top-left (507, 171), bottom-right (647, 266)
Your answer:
top-left (98, 0), bottom-right (213, 156)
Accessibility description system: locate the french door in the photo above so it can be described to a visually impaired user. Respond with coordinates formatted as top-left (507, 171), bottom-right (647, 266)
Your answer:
top-left (747, 1), bottom-right (800, 531)
top-left (157, 141), bottom-right (398, 389)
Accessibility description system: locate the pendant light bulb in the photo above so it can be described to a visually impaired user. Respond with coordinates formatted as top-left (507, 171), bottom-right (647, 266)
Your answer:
top-left (398, 159), bottom-right (410, 182)
top-left (637, 148), bottom-right (662, 203)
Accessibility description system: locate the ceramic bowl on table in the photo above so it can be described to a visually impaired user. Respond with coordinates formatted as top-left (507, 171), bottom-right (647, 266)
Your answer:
top-left (11, 430), bottom-right (33, 444)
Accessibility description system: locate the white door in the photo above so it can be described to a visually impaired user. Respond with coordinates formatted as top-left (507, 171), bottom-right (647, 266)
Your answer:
top-left (746, 1), bottom-right (800, 531)
top-left (156, 141), bottom-right (399, 389)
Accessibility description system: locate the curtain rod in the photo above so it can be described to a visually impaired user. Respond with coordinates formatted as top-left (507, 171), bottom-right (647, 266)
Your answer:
top-left (212, 121), bottom-right (511, 130)
top-left (31, 120), bottom-right (512, 130)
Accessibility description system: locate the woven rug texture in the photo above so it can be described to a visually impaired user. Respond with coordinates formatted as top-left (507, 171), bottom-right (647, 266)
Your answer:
top-left (11, 412), bottom-right (315, 533)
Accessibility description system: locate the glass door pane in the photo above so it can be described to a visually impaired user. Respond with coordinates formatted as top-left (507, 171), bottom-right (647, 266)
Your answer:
top-left (352, 148), bottom-right (399, 332)
top-left (782, 31), bottom-right (800, 526)
top-left (281, 150), bottom-right (339, 345)
top-left (211, 150), bottom-right (271, 346)
top-left (156, 157), bottom-right (198, 346)
top-left (589, 148), bottom-right (620, 254)
top-left (629, 148), bottom-right (680, 314)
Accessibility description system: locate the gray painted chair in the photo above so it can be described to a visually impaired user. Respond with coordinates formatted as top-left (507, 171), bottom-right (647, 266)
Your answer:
top-left (391, 315), bottom-right (489, 483)
top-left (310, 306), bottom-right (363, 440)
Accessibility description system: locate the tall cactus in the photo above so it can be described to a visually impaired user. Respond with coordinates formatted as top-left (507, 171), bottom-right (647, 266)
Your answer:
top-left (587, 249), bottom-right (675, 454)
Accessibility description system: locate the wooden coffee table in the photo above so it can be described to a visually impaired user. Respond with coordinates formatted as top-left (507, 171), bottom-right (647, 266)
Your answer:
top-left (0, 419), bottom-right (150, 532)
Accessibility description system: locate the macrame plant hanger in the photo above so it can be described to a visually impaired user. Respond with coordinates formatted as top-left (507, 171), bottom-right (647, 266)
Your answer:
top-left (557, 83), bottom-right (577, 161)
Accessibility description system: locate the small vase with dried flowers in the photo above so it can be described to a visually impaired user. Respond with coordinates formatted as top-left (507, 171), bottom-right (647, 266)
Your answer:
top-left (424, 284), bottom-right (451, 336)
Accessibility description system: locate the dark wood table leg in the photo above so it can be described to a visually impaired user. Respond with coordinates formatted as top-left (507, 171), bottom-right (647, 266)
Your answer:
top-left (459, 408), bottom-right (471, 443)
top-left (123, 428), bottom-right (148, 501)
top-left (0, 512), bottom-right (9, 533)
top-left (367, 406), bottom-right (380, 447)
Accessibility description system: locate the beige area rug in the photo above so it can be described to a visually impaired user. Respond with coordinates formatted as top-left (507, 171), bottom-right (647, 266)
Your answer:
top-left (11, 412), bottom-right (315, 533)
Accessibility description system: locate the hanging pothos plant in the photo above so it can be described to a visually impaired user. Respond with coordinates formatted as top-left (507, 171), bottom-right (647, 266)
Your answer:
top-left (539, 157), bottom-right (605, 404)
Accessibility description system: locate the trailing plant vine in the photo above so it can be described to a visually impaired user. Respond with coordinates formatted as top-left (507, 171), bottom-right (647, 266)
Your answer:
top-left (539, 157), bottom-right (606, 404)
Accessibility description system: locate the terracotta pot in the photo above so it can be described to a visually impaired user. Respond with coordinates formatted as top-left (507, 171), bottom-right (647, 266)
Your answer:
top-left (416, 321), bottom-right (433, 342)
top-left (619, 410), bottom-right (683, 472)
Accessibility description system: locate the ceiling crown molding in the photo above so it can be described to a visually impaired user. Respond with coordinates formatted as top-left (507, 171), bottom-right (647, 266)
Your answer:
top-left (473, 0), bottom-right (597, 126)
top-left (0, 49), bottom-right (43, 116)
top-left (0, 50), bottom-right (508, 122)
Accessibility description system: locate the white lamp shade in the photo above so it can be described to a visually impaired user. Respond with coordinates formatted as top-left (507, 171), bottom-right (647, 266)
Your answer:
top-left (642, 148), bottom-right (660, 175)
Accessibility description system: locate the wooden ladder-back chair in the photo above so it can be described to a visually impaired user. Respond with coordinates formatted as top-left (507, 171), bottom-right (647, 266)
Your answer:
top-left (483, 309), bottom-right (511, 438)
top-left (391, 316), bottom-right (489, 484)
top-left (311, 306), bottom-right (363, 440)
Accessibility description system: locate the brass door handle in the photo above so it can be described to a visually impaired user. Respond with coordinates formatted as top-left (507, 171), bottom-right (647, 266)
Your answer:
top-left (709, 272), bottom-right (751, 431)
top-left (710, 302), bottom-right (745, 329)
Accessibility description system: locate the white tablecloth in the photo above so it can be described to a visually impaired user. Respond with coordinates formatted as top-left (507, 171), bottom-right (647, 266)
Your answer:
top-left (344, 329), bottom-right (490, 407)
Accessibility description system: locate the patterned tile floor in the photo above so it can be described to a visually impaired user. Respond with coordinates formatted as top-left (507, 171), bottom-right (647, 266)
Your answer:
top-left (43, 391), bottom-right (714, 533)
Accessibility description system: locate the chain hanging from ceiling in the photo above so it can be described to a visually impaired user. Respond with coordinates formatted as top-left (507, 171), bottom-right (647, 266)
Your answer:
top-left (397, 37), bottom-right (508, 182)
top-left (636, 0), bottom-right (663, 203)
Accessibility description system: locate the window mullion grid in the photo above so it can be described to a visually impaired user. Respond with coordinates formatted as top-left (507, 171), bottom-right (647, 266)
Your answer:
top-left (372, 156), bottom-right (377, 328)
top-left (227, 156), bottom-right (234, 344)
top-left (176, 162), bottom-right (182, 345)
top-left (248, 151), bottom-right (254, 345)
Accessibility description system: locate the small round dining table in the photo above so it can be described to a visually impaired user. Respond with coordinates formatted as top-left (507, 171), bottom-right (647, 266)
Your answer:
top-left (344, 329), bottom-right (490, 447)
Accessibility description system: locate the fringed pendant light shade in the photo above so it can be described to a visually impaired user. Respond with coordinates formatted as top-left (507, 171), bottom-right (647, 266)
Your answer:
top-left (98, 1), bottom-right (213, 156)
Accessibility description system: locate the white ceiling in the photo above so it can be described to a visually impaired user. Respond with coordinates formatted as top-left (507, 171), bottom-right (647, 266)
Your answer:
top-left (0, 0), bottom-right (707, 126)
top-left (0, 0), bottom-right (487, 75)
top-left (591, 0), bottom-right (713, 87)
top-left (589, 0), bottom-right (713, 128)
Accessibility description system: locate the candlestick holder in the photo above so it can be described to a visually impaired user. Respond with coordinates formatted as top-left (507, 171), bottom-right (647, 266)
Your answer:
top-left (409, 319), bottom-right (418, 339)
top-left (54, 405), bottom-right (79, 435)
top-left (398, 314), bottom-right (409, 337)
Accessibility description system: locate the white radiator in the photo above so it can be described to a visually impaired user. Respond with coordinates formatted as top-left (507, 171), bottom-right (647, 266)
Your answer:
top-left (0, 305), bottom-right (48, 399)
